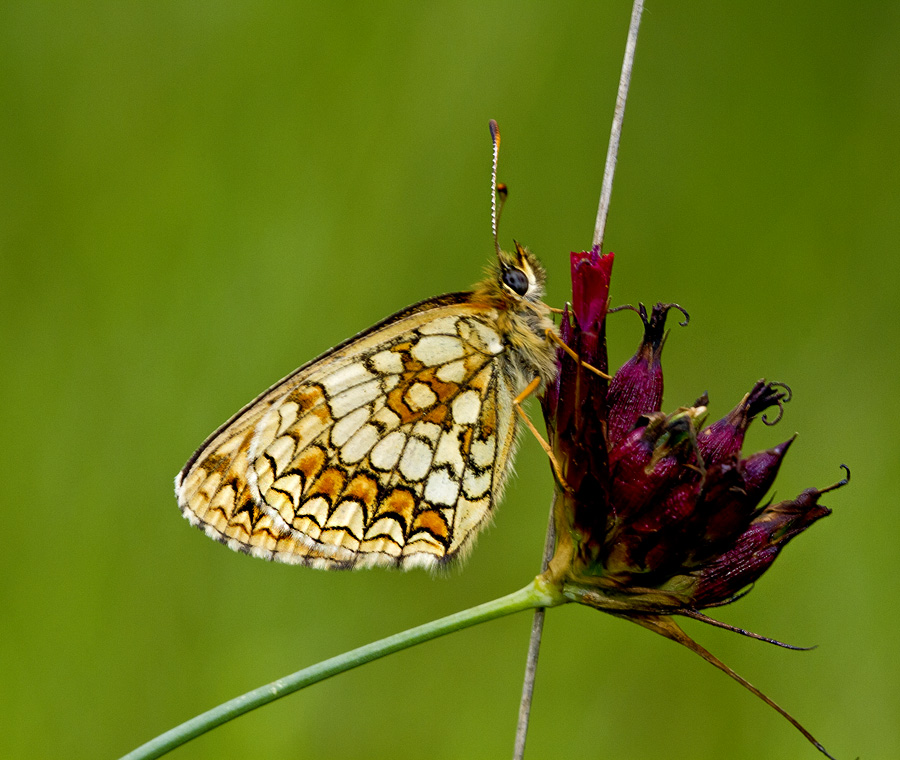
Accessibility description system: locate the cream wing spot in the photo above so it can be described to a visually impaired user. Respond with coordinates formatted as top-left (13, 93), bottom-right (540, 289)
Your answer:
top-left (277, 401), bottom-right (299, 435)
top-left (436, 360), bottom-right (466, 383)
top-left (411, 335), bottom-right (465, 366)
top-left (450, 496), bottom-right (490, 552)
top-left (404, 382), bottom-right (437, 411)
top-left (196, 471), bottom-right (222, 505)
top-left (433, 427), bottom-right (465, 476)
top-left (412, 421), bottom-right (442, 444)
top-left (463, 469), bottom-right (492, 500)
top-left (417, 315), bottom-right (459, 335)
top-left (451, 390), bottom-right (481, 425)
top-left (325, 501), bottom-right (365, 540)
top-left (249, 528), bottom-right (278, 555)
top-left (329, 379), bottom-right (381, 418)
top-left (424, 468), bottom-right (461, 507)
top-left (330, 406), bottom-right (370, 447)
top-left (284, 412), bottom-right (333, 454)
top-left (371, 406), bottom-right (401, 430)
top-left (271, 473), bottom-right (302, 508)
top-left (369, 349), bottom-right (404, 374)
top-left (340, 424), bottom-right (380, 464)
top-left (265, 435), bottom-right (296, 476)
top-left (470, 436), bottom-right (496, 469)
top-left (320, 363), bottom-right (375, 397)
top-left (179, 466), bottom-right (208, 500)
top-left (209, 483), bottom-right (237, 520)
top-left (254, 456), bottom-right (275, 495)
top-left (364, 516), bottom-right (405, 545)
top-left (402, 533), bottom-right (444, 559)
top-left (265, 488), bottom-right (293, 522)
top-left (398, 437), bottom-right (433, 482)
top-left (249, 408), bottom-right (280, 461)
top-left (292, 515), bottom-right (322, 541)
top-left (319, 528), bottom-right (360, 554)
top-left (211, 432), bottom-right (246, 458)
top-left (187, 474), bottom-right (221, 522)
top-left (370, 431), bottom-right (406, 471)
top-left (297, 496), bottom-right (330, 526)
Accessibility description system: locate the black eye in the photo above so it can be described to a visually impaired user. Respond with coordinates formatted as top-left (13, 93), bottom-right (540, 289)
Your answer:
top-left (502, 267), bottom-right (529, 296)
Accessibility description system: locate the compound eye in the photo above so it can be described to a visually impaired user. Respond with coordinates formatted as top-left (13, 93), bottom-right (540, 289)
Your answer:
top-left (502, 267), bottom-right (529, 296)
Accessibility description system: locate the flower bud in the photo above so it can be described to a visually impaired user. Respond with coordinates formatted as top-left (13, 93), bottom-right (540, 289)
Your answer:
top-left (692, 482), bottom-right (837, 608)
top-left (606, 303), bottom-right (688, 448)
top-left (741, 435), bottom-right (795, 504)
top-left (571, 246), bottom-right (614, 344)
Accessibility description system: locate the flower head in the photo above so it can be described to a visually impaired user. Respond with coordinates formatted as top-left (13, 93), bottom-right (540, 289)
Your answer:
top-left (540, 245), bottom-right (848, 759)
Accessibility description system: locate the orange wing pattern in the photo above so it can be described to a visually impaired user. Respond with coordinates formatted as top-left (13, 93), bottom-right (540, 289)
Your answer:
top-left (175, 297), bottom-right (523, 569)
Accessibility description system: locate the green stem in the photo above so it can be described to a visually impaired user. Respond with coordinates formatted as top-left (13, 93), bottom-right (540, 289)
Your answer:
top-left (119, 577), bottom-right (565, 760)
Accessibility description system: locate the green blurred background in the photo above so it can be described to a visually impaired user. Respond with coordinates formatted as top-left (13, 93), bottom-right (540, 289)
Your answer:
top-left (2, 2), bottom-right (898, 758)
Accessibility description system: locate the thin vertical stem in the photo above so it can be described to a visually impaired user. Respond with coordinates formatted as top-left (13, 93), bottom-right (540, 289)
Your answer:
top-left (512, 492), bottom-right (558, 759)
top-left (593, 0), bottom-right (644, 251)
top-left (513, 2), bottom-right (645, 758)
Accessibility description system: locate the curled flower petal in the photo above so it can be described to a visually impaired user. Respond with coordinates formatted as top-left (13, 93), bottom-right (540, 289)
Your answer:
top-left (698, 380), bottom-right (791, 466)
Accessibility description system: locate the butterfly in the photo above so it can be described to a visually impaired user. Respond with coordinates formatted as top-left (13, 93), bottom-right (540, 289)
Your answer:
top-left (175, 122), bottom-right (560, 569)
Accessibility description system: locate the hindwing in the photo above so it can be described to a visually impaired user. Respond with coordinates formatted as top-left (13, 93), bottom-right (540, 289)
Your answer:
top-left (175, 294), bottom-right (524, 569)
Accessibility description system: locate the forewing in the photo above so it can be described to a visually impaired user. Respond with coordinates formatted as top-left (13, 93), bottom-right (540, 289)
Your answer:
top-left (176, 297), bottom-right (520, 569)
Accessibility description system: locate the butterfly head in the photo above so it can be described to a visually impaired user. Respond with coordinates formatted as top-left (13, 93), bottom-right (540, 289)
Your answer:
top-left (497, 240), bottom-right (547, 303)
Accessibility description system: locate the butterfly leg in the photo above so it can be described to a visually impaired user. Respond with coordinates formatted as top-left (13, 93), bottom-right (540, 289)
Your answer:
top-left (513, 377), bottom-right (573, 495)
top-left (545, 329), bottom-right (611, 379)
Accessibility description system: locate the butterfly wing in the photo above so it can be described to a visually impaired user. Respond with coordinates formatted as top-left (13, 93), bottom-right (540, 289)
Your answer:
top-left (175, 294), bottom-right (524, 569)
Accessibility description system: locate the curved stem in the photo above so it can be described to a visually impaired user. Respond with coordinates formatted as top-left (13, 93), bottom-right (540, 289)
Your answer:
top-left (118, 578), bottom-right (565, 760)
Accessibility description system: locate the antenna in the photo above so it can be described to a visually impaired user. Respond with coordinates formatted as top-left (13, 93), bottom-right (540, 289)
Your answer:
top-left (489, 119), bottom-right (503, 257)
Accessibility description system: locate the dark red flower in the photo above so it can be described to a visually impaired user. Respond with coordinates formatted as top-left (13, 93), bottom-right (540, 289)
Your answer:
top-left (540, 245), bottom-right (848, 759)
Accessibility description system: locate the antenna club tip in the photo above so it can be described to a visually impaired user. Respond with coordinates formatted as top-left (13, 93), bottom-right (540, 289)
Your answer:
top-left (489, 119), bottom-right (500, 145)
